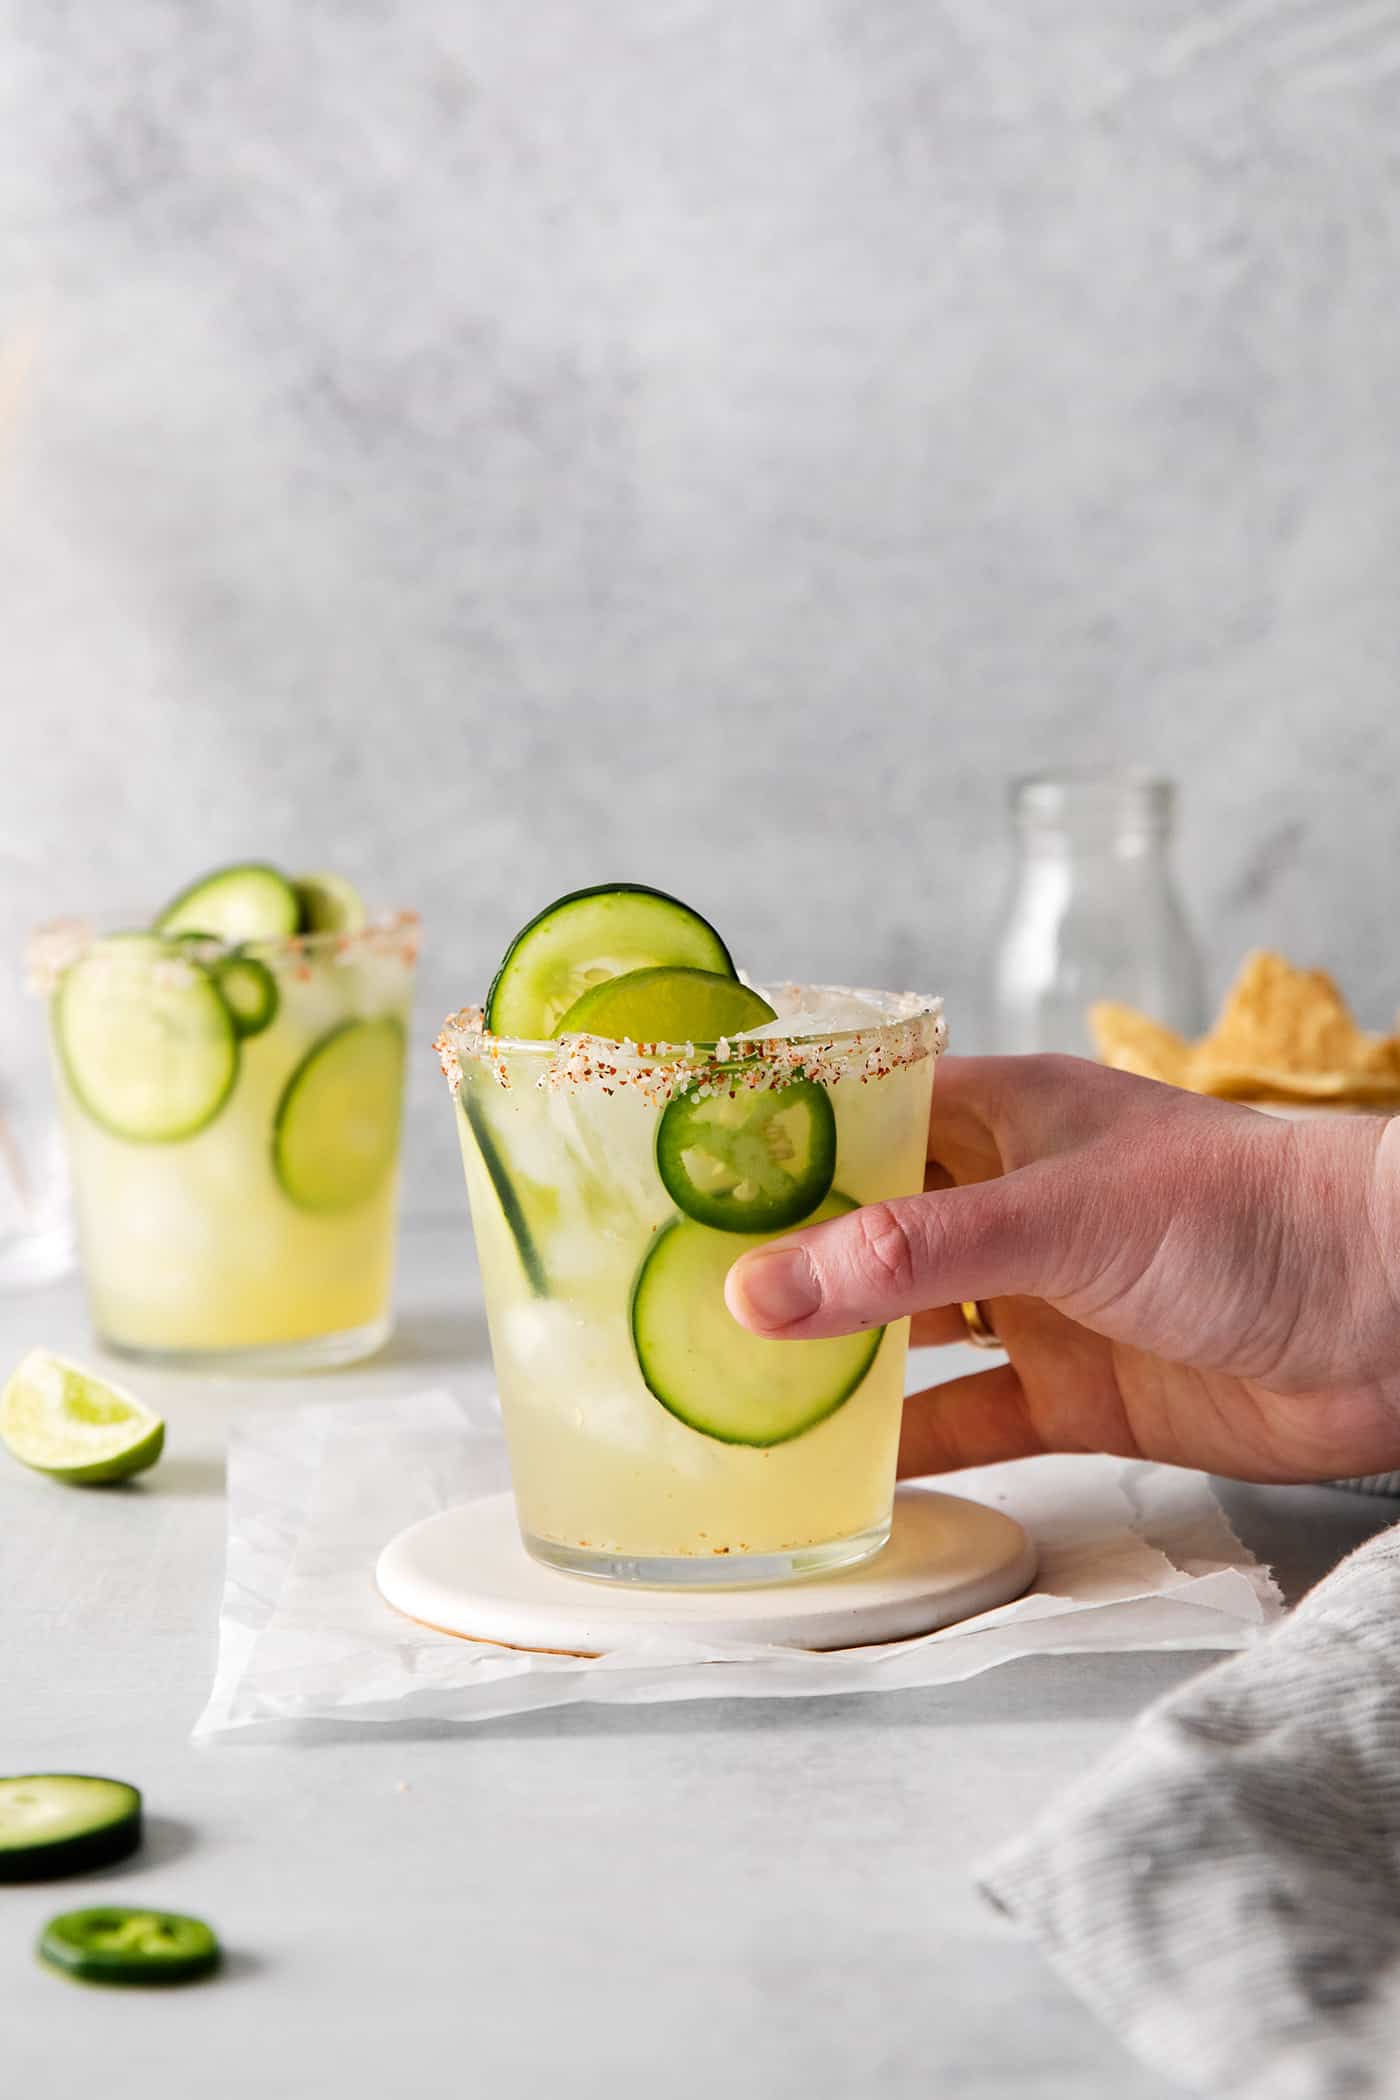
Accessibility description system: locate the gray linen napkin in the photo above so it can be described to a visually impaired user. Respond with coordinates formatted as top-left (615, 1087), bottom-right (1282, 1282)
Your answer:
top-left (978, 1521), bottom-right (1400, 2100)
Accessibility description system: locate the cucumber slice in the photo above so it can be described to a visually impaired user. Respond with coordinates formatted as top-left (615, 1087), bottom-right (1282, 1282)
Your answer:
top-left (1, 1349), bottom-right (165, 1485)
top-left (293, 871), bottom-right (367, 935)
top-left (54, 937), bottom-right (239, 1143)
top-left (214, 953), bottom-right (279, 1039)
top-left (485, 884), bottom-right (736, 1038)
top-left (39, 1907), bottom-right (220, 1986)
top-left (272, 1017), bottom-right (405, 1211)
top-left (630, 1193), bottom-right (882, 1446)
top-left (656, 1073), bottom-right (836, 1232)
top-left (458, 1093), bottom-right (548, 1297)
top-left (155, 862), bottom-right (299, 943)
top-left (554, 967), bottom-right (775, 1045)
top-left (0, 1776), bottom-right (142, 1883)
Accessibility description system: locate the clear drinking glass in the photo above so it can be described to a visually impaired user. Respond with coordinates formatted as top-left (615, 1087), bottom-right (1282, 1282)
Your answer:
top-left (0, 978), bottom-right (73, 1289)
top-left (989, 773), bottom-right (1206, 1056)
top-left (36, 912), bottom-right (419, 1370)
top-left (438, 986), bottom-right (945, 1586)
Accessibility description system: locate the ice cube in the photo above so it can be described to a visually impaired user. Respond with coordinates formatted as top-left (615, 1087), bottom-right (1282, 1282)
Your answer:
top-left (744, 989), bottom-right (890, 1040)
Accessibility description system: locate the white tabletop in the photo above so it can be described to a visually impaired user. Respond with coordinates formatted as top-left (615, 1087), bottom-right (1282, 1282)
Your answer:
top-left (4, 1221), bottom-right (1394, 2100)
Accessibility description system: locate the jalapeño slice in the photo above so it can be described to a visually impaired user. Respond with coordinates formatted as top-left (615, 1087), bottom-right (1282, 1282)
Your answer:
top-left (656, 1071), bottom-right (836, 1233)
top-left (38, 1907), bottom-right (221, 1986)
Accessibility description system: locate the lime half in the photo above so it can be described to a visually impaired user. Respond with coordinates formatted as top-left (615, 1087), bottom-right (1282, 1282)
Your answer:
top-left (553, 967), bottom-right (776, 1045)
top-left (293, 872), bottom-right (367, 935)
top-left (0, 1351), bottom-right (165, 1486)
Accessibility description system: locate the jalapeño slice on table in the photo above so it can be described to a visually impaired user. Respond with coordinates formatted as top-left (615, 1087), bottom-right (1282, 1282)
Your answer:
top-left (656, 1071), bottom-right (836, 1232)
top-left (484, 884), bottom-right (736, 1038)
top-left (38, 1907), bottom-right (221, 1986)
top-left (631, 1193), bottom-right (882, 1446)
top-left (0, 1776), bottom-right (142, 1883)
top-left (154, 862), bottom-right (300, 944)
top-left (272, 1017), bottom-right (406, 1211)
top-left (554, 967), bottom-right (775, 1045)
top-left (54, 935), bottom-right (239, 1143)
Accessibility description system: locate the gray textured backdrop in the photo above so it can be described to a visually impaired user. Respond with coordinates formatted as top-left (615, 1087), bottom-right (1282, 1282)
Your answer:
top-left (4, 2), bottom-right (1399, 1217)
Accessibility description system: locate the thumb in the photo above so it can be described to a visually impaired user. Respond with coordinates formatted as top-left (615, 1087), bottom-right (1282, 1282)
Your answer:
top-left (724, 1170), bottom-right (1070, 1340)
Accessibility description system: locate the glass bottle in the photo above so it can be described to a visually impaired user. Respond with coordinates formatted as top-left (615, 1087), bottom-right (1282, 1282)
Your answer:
top-left (988, 773), bottom-right (1206, 1057)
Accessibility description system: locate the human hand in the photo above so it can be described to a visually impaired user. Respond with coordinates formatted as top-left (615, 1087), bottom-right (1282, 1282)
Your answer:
top-left (724, 1056), bottom-right (1400, 1484)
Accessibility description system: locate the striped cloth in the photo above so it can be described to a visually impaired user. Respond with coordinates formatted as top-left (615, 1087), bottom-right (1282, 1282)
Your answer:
top-left (979, 1522), bottom-right (1400, 2099)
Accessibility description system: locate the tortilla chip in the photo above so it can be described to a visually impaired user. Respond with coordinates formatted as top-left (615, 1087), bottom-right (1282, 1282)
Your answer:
top-left (1089, 1003), bottom-right (1193, 1085)
top-left (1196, 950), bottom-right (1393, 1080)
top-left (1090, 952), bottom-right (1400, 1106)
top-left (1188, 1062), bottom-right (1400, 1104)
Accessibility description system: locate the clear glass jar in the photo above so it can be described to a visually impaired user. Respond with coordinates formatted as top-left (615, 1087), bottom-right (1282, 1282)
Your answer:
top-left (989, 773), bottom-right (1206, 1057)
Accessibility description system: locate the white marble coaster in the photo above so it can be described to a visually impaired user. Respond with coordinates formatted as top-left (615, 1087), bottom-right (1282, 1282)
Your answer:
top-left (376, 1486), bottom-right (1038, 1655)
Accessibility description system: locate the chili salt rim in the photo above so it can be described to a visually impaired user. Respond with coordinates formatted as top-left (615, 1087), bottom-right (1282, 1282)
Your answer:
top-left (434, 984), bottom-right (946, 1104)
top-left (26, 909), bottom-right (421, 994)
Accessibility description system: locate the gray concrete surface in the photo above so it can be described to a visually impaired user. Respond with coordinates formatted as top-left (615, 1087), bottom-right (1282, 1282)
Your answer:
top-left (5, 1221), bottom-right (1396, 2099)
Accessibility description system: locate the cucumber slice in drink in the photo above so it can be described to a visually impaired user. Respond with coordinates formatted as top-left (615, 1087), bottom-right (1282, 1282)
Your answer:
top-left (630, 1193), bottom-right (882, 1446)
top-left (214, 953), bottom-right (279, 1039)
top-left (1, 1350), bottom-right (165, 1485)
top-left (39, 1907), bottom-right (221, 1986)
top-left (272, 1017), bottom-right (405, 1211)
top-left (0, 1776), bottom-right (142, 1883)
top-left (484, 884), bottom-right (736, 1038)
top-left (555, 968), bottom-right (775, 1044)
top-left (293, 872), bottom-right (367, 935)
top-left (54, 937), bottom-right (239, 1143)
top-left (155, 862), bottom-right (300, 943)
top-left (458, 1093), bottom-right (548, 1297)
top-left (656, 1073), bottom-right (836, 1232)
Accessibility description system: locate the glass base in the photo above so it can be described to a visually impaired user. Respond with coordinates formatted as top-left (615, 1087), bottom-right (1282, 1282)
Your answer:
top-left (520, 1515), bottom-right (892, 1590)
top-left (99, 1316), bottom-right (391, 1377)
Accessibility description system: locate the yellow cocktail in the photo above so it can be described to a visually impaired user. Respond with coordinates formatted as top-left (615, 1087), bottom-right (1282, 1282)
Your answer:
top-left (38, 866), bottom-right (417, 1370)
top-left (440, 886), bottom-right (942, 1585)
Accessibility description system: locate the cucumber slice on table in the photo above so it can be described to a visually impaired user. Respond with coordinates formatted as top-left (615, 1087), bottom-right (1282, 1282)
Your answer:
top-left (213, 953), bottom-right (279, 1038)
top-left (1, 1350), bottom-right (165, 1485)
top-left (39, 1907), bottom-right (220, 1986)
top-left (293, 872), bottom-right (367, 935)
top-left (0, 1776), bottom-right (142, 1883)
top-left (555, 967), bottom-right (775, 1045)
top-left (484, 884), bottom-right (736, 1038)
top-left (458, 1092), bottom-right (548, 1298)
top-left (54, 937), bottom-right (239, 1143)
top-left (272, 1017), bottom-right (405, 1211)
top-left (656, 1073), bottom-right (836, 1232)
top-left (155, 862), bottom-right (300, 943)
top-left (630, 1193), bottom-right (882, 1446)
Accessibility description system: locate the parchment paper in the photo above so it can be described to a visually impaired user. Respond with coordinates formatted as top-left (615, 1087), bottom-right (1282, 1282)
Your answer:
top-left (194, 1379), bottom-right (1282, 1740)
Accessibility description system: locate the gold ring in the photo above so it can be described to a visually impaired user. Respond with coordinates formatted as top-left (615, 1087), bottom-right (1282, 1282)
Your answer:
top-left (960, 1300), bottom-right (1002, 1350)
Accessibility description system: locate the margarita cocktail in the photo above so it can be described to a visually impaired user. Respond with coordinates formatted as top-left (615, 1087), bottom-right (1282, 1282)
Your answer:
top-left (37, 863), bottom-right (418, 1369)
top-left (438, 885), bottom-right (944, 1585)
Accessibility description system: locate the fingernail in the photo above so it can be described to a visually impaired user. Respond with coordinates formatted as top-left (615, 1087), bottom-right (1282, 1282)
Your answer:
top-left (728, 1246), bottom-right (821, 1330)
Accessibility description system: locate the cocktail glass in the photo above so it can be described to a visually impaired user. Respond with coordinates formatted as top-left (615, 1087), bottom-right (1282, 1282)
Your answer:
top-left (35, 911), bottom-right (419, 1371)
top-left (437, 985), bottom-right (944, 1585)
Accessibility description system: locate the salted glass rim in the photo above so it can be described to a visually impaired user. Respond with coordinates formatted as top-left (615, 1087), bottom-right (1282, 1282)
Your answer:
top-left (435, 981), bottom-right (946, 1096)
top-left (26, 909), bottom-right (421, 990)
